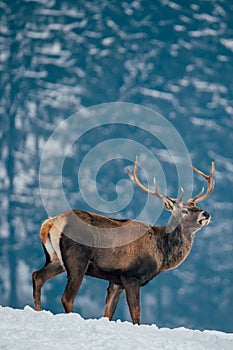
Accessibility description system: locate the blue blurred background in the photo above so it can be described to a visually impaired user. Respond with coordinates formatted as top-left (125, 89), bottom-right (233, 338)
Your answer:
top-left (0, 0), bottom-right (232, 332)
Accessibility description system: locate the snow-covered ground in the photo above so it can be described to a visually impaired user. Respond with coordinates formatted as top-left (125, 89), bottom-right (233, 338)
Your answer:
top-left (0, 306), bottom-right (232, 350)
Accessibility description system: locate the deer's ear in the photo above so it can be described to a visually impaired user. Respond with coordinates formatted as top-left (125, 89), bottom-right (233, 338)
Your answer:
top-left (163, 197), bottom-right (175, 211)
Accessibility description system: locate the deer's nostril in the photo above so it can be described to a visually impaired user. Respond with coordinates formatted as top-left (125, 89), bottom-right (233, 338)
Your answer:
top-left (203, 211), bottom-right (210, 219)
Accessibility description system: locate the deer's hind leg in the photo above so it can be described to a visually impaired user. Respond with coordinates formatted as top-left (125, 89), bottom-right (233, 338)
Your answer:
top-left (32, 246), bottom-right (65, 311)
top-left (60, 237), bottom-right (90, 313)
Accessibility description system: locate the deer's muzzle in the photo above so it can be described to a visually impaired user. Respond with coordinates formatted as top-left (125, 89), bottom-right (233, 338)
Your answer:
top-left (198, 211), bottom-right (210, 226)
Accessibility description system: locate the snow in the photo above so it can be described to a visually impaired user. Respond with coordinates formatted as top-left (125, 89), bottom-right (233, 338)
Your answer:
top-left (0, 306), bottom-right (232, 350)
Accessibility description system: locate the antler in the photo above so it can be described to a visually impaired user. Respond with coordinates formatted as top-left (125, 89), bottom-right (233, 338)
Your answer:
top-left (127, 156), bottom-right (163, 199)
top-left (188, 162), bottom-right (215, 204)
top-left (127, 156), bottom-right (184, 202)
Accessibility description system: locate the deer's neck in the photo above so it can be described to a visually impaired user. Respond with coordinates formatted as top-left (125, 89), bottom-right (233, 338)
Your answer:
top-left (158, 223), bottom-right (194, 271)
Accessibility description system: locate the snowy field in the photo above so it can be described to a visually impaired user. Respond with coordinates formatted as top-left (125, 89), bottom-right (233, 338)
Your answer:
top-left (0, 306), bottom-right (232, 350)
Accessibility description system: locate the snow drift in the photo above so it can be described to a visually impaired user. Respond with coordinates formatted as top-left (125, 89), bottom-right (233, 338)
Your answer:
top-left (0, 306), bottom-right (232, 350)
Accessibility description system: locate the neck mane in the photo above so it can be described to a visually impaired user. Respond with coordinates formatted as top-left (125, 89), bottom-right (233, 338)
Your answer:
top-left (155, 218), bottom-right (195, 271)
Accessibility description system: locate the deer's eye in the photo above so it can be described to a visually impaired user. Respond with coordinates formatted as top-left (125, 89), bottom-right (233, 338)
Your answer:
top-left (182, 209), bottom-right (189, 215)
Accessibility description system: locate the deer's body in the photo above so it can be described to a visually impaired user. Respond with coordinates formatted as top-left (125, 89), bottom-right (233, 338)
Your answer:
top-left (39, 209), bottom-right (194, 281)
top-left (32, 159), bottom-right (214, 324)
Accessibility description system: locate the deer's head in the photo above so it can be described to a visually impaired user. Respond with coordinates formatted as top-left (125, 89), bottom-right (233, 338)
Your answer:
top-left (128, 157), bottom-right (215, 233)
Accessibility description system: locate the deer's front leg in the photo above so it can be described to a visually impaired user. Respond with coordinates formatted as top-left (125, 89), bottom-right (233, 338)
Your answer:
top-left (124, 280), bottom-right (140, 325)
top-left (104, 282), bottom-right (124, 320)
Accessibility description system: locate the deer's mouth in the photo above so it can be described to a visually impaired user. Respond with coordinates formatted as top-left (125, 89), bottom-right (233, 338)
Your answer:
top-left (199, 218), bottom-right (210, 226)
top-left (198, 211), bottom-right (211, 226)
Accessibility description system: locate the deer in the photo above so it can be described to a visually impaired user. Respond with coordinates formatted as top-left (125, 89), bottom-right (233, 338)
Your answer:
top-left (32, 157), bottom-right (215, 324)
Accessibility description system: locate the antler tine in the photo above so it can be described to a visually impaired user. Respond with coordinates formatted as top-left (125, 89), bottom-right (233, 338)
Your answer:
top-left (189, 162), bottom-right (215, 204)
top-left (191, 161), bottom-right (215, 180)
top-left (127, 156), bottom-right (164, 198)
top-left (188, 186), bottom-right (204, 203)
top-left (153, 178), bottom-right (164, 199)
top-left (178, 187), bottom-right (185, 202)
top-left (168, 187), bottom-right (185, 203)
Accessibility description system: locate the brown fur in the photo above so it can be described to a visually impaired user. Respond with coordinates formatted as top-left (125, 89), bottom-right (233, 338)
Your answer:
top-left (32, 202), bottom-right (210, 324)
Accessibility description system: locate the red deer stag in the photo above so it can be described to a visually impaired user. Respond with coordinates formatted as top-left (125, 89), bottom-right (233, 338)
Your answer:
top-left (32, 157), bottom-right (215, 324)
